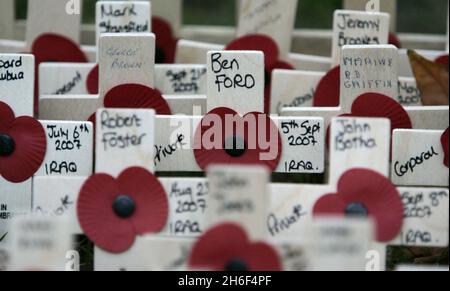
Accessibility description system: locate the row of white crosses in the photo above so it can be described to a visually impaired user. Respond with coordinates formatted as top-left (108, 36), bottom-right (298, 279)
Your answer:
top-left (3, 42), bottom-right (448, 270)
top-left (1, 0), bottom-right (448, 271)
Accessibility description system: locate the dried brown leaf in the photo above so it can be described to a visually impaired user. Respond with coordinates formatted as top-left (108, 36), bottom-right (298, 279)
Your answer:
top-left (408, 50), bottom-right (449, 106)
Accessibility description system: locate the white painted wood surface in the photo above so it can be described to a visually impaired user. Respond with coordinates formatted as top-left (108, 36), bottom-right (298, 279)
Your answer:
top-left (175, 40), bottom-right (225, 64)
top-left (159, 178), bottom-right (209, 238)
top-left (95, 1), bottom-right (151, 46)
top-left (329, 117), bottom-right (391, 185)
top-left (391, 129), bottom-right (448, 187)
top-left (332, 10), bottom-right (390, 66)
top-left (340, 45), bottom-right (398, 112)
top-left (392, 187), bottom-right (449, 247)
top-left (98, 33), bottom-right (155, 105)
top-left (95, 236), bottom-right (193, 271)
top-left (275, 117), bottom-right (325, 174)
top-left (207, 50), bottom-right (264, 115)
top-left (25, 0), bottom-right (82, 48)
top-left (155, 64), bottom-right (207, 95)
top-left (206, 165), bottom-right (269, 240)
top-left (0, 54), bottom-right (34, 117)
top-left (39, 63), bottom-right (96, 96)
top-left (95, 108), bottom-right (155, 176)
top-left (36, 121), bottom-right (93, 177)
top-left (32, 176), bottom-right (86, 234)
top-left (39, 95), bottom-right (98, 121)
top-left (8, 216), bottom-right (72, 271)
top-left (343, 0), bottom-right (397, 32)
top-left (398, 77), bottom-right (421, 106)
top-left (270, 69), bottom-right (324, 114)
top-left (0, 178), bottom-right (31, 244)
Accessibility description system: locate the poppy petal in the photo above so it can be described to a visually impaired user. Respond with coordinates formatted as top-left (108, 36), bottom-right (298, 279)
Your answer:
top-left (435, 54), bottom-right (449, 67)
top-left (242, 242), bottom-right (282, 271)
top-left (441, 128), bottom-right (449, 168)
top-left (31, 33), bottom-right (88, 64)
top-left (226, 34), bottom-right (279, 68)
top-left (337, 168), bottom-right (403, 242)
top-left (0, 117), bottom-right (46, 183)
top-left (388, 32), bottom-right (402, 48)
top-left (188, 223), bottom-right (251, 271)
top-left (117, 167), bottom-right (169, 235)
top-left (104, 84), bottom-right (172, 115)
top-left (313, 66), bottom-right (340, 107)
top-left (313, 193), bottom-right (348, 215)
top-left (0, 101), bottom-right (15, 132)
top-left (351, 93), bottom-right (413, 131)
top-left (86, 64), bottom-right (99, 94)
top-left (193, 108), bottom-right (282, 171)
top-left (77, 173), bottom-right (136, 253)
top-left (152, 16), bottom-right (175, 48)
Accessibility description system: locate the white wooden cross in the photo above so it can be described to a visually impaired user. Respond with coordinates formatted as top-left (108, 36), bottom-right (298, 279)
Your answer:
top-left (0, 53), bottom-right (35, 245)
top-left (95, 1), bottom-right (152, 47)
top-left (39, 63), bottom-right (208, 96)
top-left (331, 10), bottom-right (390, 67)
top-left (154, 50), bottom-right (326, 174)
top-left (7, 216), bottom-right (72, 271)
top-left (236, 0), bottom-right (299, 58)
top-left (391, 129), bottom-right (448, 187)
top-left (281, 45), bottom-right (449, 131)
top-left (343, 0), bottom-right (397, 32)
top-left (267, 116), bottom-right (449, 270)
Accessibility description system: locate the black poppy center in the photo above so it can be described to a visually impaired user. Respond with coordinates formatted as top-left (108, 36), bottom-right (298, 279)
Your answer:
top-left (0, 134), bottom-right (16, 157)
top-left (113, 195), bottom-right (136, 218)
top-left (224, 136), bottom-right (246, 157)
top-left (264, 69), bottom-right (271, 86)
top-left (155, 46), bottom-right (166, 64)
top-left (345, 202), bottom-right (368, 218)
top-left (225, 258), bottom-right (248, 271)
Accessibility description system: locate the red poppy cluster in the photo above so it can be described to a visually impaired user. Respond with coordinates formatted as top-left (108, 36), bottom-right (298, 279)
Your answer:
top-left (193, 107), bottom-right (282, 172)
top-left (226, 34), bottom-right (294, 113)
top-left (188, 223), bottom-right (281, 271)
top-left (77, 167), bottom-right (169, 253)
top-left (313, 168), bottom-right (404, 242)
top-left (0, 102), bottom-right (46, 183)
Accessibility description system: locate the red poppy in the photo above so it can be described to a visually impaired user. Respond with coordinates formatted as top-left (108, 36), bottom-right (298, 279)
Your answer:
top-left (313, 66), bottom-right (340, 107)
top-left (435, 54), bottom-right (449, 67)
top-left (193, 107), bottom-right (282, 172)
top-left (86, 64), bottom-right (99, 94)
top-left (188, 223), bottom-right (281, 271)
top-left (77, 167), bottom-right (169, 253)
top-left (226, 34), bottom-right (294, 113)
top-left (0, 101), bottom-right (46, 183)
top-left (313, 168), bottom-right (403, 242)
top-left (441, 128), bottom-right (449, 168)
top-left (87, 84), bottom-right (172, 124)
top-left (388, 32), bottom-right (402, 48)
top-left (152, 16), bottom-right (178, 64)
top-left (31, 33), bottom-right (88, 114)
